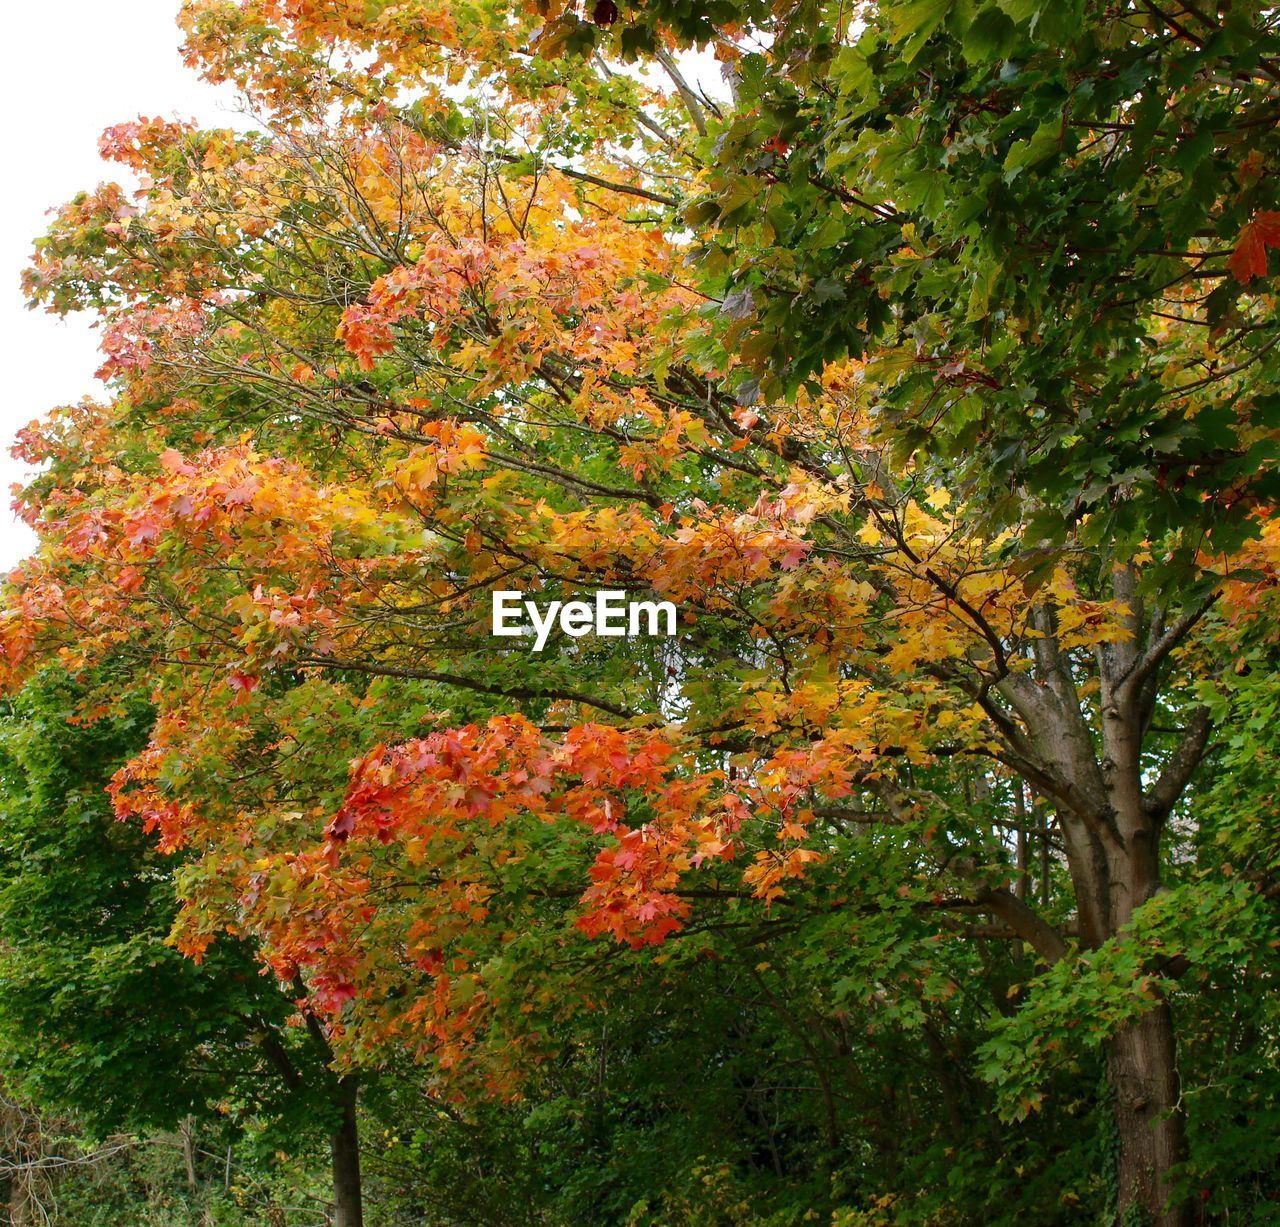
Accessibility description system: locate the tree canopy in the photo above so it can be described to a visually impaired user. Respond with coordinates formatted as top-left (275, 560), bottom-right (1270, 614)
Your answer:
top-left (5, 2), bottom-right (1280, 1224)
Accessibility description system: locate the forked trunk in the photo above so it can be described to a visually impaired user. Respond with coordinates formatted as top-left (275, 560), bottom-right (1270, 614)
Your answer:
top-left (989, 568), bottom-right (1211, 1224)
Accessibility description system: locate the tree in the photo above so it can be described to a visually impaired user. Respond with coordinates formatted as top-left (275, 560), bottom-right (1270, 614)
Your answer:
top-left (0, 670), bottom-right (354, 1223)
top-left (5, 2), bottom-right (1280, 1223)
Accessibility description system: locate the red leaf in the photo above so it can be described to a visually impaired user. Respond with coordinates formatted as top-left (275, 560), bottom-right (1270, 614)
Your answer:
top-left (227, 672), bottom-right (259, 704)
top-left (326, 808), bottom-right (357, 842)
top-left (1228, 211), bottom-right (1280, 283)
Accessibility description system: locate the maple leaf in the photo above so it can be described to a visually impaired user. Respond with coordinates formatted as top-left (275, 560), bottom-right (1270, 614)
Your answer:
top-left (227, 671), bottom-right (259, 701)
top-left (124, 513), bottom-right (163, 548)
top-left (1228, 211), bottom-right (1280, 283)
top-left (326, 809), bottom-right (358, 842)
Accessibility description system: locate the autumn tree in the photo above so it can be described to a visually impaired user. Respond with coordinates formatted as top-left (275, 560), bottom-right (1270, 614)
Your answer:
top-left (5, 1), bottom-right (1280, 1223)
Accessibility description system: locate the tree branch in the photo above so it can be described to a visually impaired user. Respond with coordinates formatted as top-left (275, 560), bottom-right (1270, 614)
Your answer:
top-left (1144, 705), bottom-right (1212, 823)
top-left (300, 655), bottom-right (637, 719)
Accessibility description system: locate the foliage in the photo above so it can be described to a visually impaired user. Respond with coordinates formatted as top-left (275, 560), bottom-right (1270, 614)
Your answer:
top-left (5, 1), bottom-right (1280, 1224)
top-left (0, 670), bottom-right (352, 1223)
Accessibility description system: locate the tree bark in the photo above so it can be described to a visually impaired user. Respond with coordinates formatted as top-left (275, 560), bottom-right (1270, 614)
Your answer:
top-left (331, 1077), bottom-right (363, 1227)
top-left (1108, 1003), bottom-right (1189, 1227)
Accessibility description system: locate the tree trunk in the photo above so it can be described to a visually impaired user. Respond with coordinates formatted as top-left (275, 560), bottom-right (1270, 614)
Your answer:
top-left (984, 569), bottom-right (1212, 1225)
top-left (180, 1115), bottom-right (198, 1192)
top-left (1108, 1002), bottom-right (1190, 1227)
top-left (331, 1077), bottom-right (363, 1227)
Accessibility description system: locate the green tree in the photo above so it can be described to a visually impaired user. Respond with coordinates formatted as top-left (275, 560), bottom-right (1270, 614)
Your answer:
top-left (0, 669), bottom-right (352, 1219)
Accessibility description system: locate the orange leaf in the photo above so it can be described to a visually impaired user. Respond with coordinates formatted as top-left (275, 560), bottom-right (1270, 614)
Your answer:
top-left (1228, 211), bottom-right (1280, 283)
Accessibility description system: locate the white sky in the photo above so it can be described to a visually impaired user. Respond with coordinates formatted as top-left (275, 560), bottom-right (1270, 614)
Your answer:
top-left (0, 1), bottom-right (242, 569)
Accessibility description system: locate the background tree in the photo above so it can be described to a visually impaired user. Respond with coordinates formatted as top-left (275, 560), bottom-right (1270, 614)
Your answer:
top-left (0, 669), bottom-right (357, 1223)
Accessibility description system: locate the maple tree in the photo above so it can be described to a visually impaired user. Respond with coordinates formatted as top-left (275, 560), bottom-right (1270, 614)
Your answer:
top-left (6, 1), bottom-right (1280, 1224)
